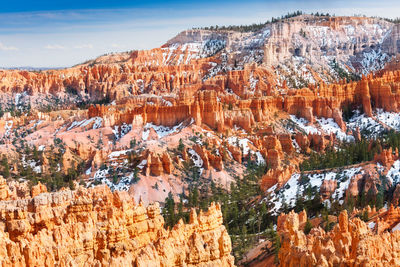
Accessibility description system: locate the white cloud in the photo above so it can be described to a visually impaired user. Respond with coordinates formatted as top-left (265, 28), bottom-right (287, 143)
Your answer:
top-left (73, 44), bottom-right (93, 49)
top-left (44, 44), bottom-right (66, 50)
top-left (0, 42), bottom-right (18, 51)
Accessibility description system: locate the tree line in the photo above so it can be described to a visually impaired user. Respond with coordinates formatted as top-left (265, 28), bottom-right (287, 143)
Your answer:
top-left (300, 130), bottom-right (400, 171)
top-left (195, 11), bottom-right (304, 33)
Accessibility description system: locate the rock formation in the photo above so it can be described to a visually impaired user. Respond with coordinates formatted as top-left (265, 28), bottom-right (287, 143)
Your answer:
top-left (3, 13), bottom-right (400, 267)
top-left (0, 182), bottom-right (235, 266)
top-left (277, 209), bottom-right (400, 266)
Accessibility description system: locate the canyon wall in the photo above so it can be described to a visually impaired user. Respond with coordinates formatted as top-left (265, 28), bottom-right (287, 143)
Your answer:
top-left (277, 209), bottom-right (400, 267)
top-left (0, 177), bottom-right (234, 266)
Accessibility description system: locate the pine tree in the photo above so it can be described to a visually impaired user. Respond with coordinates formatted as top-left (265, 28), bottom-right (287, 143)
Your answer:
top-left (164, 192), bottom-right (176, 227)
top-left (1, 156), bottom-right (10, 178)
top-left (33, 146), bottom-right (39, 162)
top-left (178, 138), bottom-right (184, 152)
top-left (192, 186), bottom-right (199, 207)
top-left (304, 220), bottom-right (313, 234)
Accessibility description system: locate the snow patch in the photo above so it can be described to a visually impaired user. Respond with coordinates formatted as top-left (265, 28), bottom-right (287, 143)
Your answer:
top-left (188, 149), bottom-right (203, 168)
top-left (316, 117), bottom-right (354, 142)
top-left (266, 167), bottom-right (362, 214)
top-left (143, 122), bottom-right (186, 139)
top-left (289, 115), bottom-right (319, 135)
top-left (387, 160), bottom-right (400, 184)
top-left (376, 109), bottom-right (400, 131)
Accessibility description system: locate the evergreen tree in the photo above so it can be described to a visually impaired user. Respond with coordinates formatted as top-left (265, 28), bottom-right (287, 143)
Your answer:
top-left (1, 156), bottom-right (10, 178)
top-left (304, 220), bottom-right (313, 234)
top-left (164, 192), bottom-right (176, 227)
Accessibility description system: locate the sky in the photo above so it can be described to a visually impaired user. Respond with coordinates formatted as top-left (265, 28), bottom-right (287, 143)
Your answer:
top-left (1, 0), bottom-right (400, 68)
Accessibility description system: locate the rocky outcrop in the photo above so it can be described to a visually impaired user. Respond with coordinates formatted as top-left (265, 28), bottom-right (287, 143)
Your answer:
top-left (277, 209), bottom-right (400, 266)
top-left (2, 15), bottom-right (400, 203)
top-left (392, 185), bottom-right (400, 206)
top-left (145, 152), bottom-right (174, 176)
top-left (374, 147), bottom-right (398, 168)
top-left (193, 144), bottom-right (223, 171)
top-left (30, 181), bottom-right (47, 198)
top-left (373, 205), bottom-right (400, 233)
top-left (0, 182), bottom-right (235, 266)
top-left (0, 16), bottom-right (399, 130)
top-left (88, 90), bottom-right (225, 132)
top-left (295, 132), bottom-right (310, 153)
top-left (320, 179), bottom-right (337, 199)
top-left (0, 176), bottom-right (9, 200)
top-left (260, 165), bottom-right (296, 191)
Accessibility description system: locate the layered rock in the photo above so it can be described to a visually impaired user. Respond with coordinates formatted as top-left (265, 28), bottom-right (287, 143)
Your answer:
top-left (143, 151), bottom-right (174, 176)
top-left (192, 144), bottom-right (223, 171)
top-left (374, 147), bottom-right (398, 168)
top-left (320, 179), bottom-right (337, 199)
top-left (277, 210), bottom-right (400, 266)
top-left (260, 165), bottom-right (296, 191)
top-left (0, 16), bottom-right (399, 127)
top-left (0, 176), bottom-right (9, 200)
top-left (0, 183), bottom-right (235, 266)
top-left (2, 15), bottom-right (400, 205)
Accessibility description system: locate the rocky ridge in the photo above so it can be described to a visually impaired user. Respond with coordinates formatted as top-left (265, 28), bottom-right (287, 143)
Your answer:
top-left (1, 13), bottom-right (400, 267)
top-left (277, 208), bottom-right (400, 266)
top-left (0, 176), bottom-right (234, 266)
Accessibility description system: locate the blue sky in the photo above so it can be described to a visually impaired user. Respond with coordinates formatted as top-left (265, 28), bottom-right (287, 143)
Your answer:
top-left (0, 0), bottom-right (399, 68)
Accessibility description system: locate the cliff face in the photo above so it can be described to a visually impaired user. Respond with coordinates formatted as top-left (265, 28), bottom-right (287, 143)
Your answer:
top-left (3, 13), bottom-right (400, 267)
top-left (0, 15), bottom-right (398, 107)
top-left (0, 178), bottom-right (234, 266)
top-left (277, 209), bottom-right (400, 267)
top-left (83, 68), bottom-right (400, 135)
top-left (3, 66), bottom-right (400, 203)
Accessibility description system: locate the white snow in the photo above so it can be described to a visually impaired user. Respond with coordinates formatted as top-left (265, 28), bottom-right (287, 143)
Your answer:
top-left (249, 72), bottom-right (258, 90)
top-left (137, 159), bottom-right (147, 170)
top-left (266, 167), bottom-right (362, 214)
top-left (392, 222), bottom-right (400, 232)
top-left (332, 168), bottom-right (362, 202)
top-left (239, 138), bottom-right (251, 155)
top-left (369, 222), bottom-right (376, 229)
top-left (188, 149), bottom-right (203, 168)
top-left (227, 136), bottom-right (252, 155)
top-left (15, 93), bottom-right (22, 106)
top-left (120, 123), bottom-right (132, 138)
top-left (344, 25), bottom-right (355, 35)
top-left (292, 138), bottom-right (301, 153)
top-left (347, 111), bottom-right (384, 137)
top-left (386, 160), bottom-right (400, 184)
top-left (142, 129), bottom-right (150, 141)
top-left (29, 120), bottom-right (43, 131)
top-left (33, 166), bottom-right (41, 174)
top-left (376, 109), bottom-right (400, 131)
top-left (162, 99), bottom-right (173, 106)
top-left (289, 115), bottom-right (319, 135)
top-left (290, 115), bottom-right (354, 141)
top-left (200, 39), bottom-right (226, 58)
top-left (112, 126), bottom-right (120, 140)
top-left (108, 149), bottom-right (131, 159)
top-left (255, 151), bottom-right (265, 165)
top-left (316, 117), bottom-right (354, 142)
top-left (4, 120), bottom-right (12, 137)
top-left (92, 117), bottom-right (103, 129)
top-left (92, 167), bottom-right (137, 191)
top-left (67, 117), bottom-right (103, 131)
top-left (142, 122), bottom-right (185, 139)
top-left (361, 49), bottom-right (389, 75)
